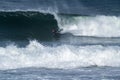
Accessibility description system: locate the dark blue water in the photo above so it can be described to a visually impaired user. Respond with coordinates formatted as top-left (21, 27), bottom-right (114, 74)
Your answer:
top-left (0, 0), bottom-right (120, 80)
top-left (1, 67), bottom-right (120, 80)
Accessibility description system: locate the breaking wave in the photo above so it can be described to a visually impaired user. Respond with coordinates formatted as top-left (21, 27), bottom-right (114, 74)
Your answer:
top-left (0, 40), bottom-right (120, 70)
top-left (55, 15), bottom-right (120, 37)
top-left (0, 11), bottom-right (120, 41)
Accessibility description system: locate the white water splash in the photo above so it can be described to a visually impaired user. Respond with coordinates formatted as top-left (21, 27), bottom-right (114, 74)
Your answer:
top-left (55, 15), bottom-right (120, 37)
top-left (0, 40), bottom-right (120, 70)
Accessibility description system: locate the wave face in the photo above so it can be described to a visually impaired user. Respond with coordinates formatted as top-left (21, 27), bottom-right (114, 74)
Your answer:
top-left (0, 12), bottom-right (58, 40)
top-left (0, 40), bottom-right (120, 70)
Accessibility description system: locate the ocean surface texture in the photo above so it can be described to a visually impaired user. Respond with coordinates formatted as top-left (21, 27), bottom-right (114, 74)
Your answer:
top-left (0, 0), bottom-right (120, 80)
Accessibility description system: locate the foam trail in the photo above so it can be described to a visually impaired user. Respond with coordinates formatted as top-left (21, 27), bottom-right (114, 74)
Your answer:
top-left (0, 40), bottom-right (120, 70)
top-left (55, 15), bottom-right (120, 37)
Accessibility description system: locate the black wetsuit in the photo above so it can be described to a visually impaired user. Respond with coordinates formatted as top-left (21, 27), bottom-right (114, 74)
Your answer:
top-left (52, 29), bottom-right (61, 38)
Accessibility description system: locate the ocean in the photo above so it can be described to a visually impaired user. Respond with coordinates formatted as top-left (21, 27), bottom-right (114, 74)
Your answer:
top-left (0, 0), bottom-right (120, 80)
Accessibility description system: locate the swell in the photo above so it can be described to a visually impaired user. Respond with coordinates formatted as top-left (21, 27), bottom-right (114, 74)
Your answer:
top-left (0, 11), bottom-right (58, 41)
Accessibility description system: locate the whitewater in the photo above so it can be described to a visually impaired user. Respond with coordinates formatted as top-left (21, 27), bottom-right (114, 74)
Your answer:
top-left (1, 40), bottom-right (120, 70)
top-left (56, 15), bottom-right (120, 37)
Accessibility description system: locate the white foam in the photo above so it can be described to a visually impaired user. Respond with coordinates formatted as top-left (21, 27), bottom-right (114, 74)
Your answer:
top-left (55, 15), bottom-right (120, 37)
top-left (0, 40), bottom-right (120, 70)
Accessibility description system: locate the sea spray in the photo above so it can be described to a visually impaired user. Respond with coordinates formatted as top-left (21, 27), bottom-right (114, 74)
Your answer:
top-left (0, 40), bottom-right (120, 70)
top-left (55, 15), bottom-right (120, 37)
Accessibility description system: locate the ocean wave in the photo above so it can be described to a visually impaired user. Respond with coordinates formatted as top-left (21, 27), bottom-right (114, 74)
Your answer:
top-left (56, 15), bottom-right (120, 37)
top-left (0, 40), bottom-right (120, 70)
top-left (0, 11), bottom-right (120, 41)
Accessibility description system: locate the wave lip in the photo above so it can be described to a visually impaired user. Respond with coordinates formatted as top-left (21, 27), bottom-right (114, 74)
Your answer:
top-left (0, 40), bottom-right (120, 70)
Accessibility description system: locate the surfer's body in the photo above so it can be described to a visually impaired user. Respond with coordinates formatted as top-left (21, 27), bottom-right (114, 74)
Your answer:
top-left (52, 29), bottom-right (63, 38)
